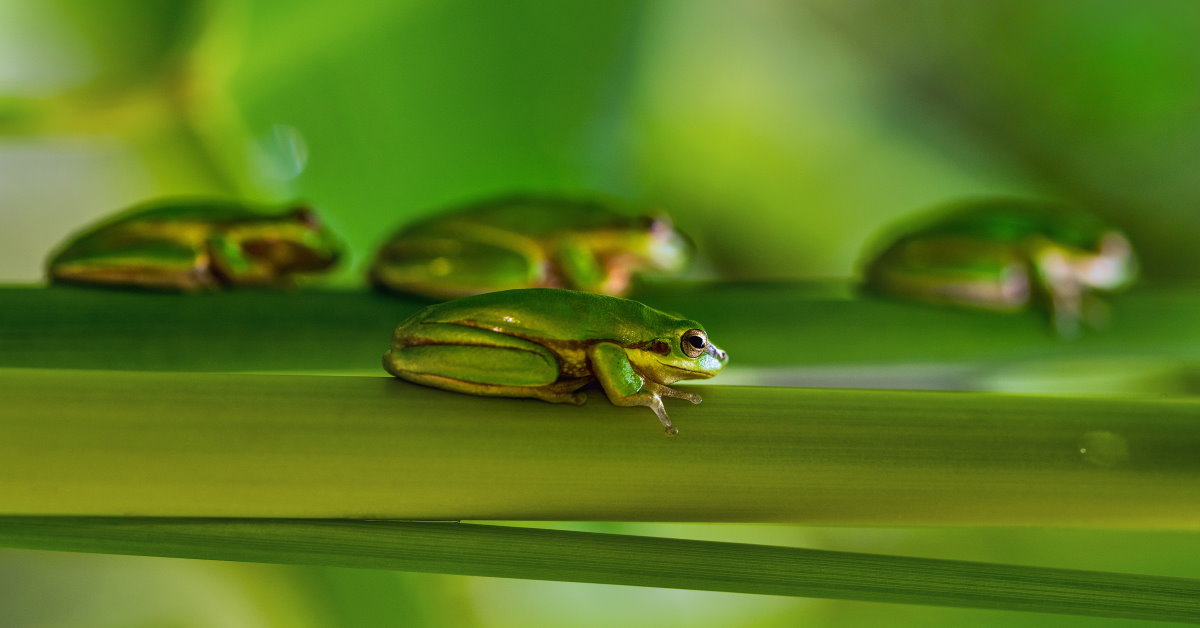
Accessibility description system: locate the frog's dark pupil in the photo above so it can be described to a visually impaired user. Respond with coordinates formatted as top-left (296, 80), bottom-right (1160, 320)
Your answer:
top-left (687, 335), bottom-right (706, 349)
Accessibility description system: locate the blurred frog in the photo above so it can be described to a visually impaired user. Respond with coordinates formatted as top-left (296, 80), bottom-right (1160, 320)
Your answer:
top-left (861, 198), bottom-right (1137, 337)
top-left (47, 197), bottom-right (342, 291)
top-left (369, 195), bottom-right (692, 299)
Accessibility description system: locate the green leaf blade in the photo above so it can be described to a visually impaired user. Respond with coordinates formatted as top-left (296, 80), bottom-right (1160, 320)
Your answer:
top-left (3, 284), bottom-right (1200, 372)
top-left (2, 369), bottom-right (1198, 526)
top-left (0, 518), bottom-right (1196, 623)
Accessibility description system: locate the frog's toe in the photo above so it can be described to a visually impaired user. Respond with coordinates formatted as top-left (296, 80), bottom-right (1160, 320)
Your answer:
top-left (648, 382), bottom-right (701, 405)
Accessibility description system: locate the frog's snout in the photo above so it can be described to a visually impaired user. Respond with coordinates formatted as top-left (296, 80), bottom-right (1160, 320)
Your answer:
top-left (708, 343), bottom-right (728, 363)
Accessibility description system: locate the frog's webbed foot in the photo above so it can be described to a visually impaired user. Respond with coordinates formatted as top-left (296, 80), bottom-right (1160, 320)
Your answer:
top-left (643, 396), bottom-right (679, 437)
top-left (600, 390), bottom-right (678, 435)
top-left (645, 381), bottom-right (701, 405)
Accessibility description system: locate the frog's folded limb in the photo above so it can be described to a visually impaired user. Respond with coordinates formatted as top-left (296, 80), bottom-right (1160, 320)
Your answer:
top-left (588, 342), bottom-right (680, 436)
top-left (371, 237), bottom-right (542, 298)
top-left (46, 199), bottom-right (342, 291)
top-left (205, 234), bottom-right (278, 286)
top-left (864, 237), bottom-right (1032, 313)
top-left (383, 322), bottom-right (587, 404)
top-left (48, 244), bottom-right (219, 291)
top-left (554, 238), bottom-right (607, 293)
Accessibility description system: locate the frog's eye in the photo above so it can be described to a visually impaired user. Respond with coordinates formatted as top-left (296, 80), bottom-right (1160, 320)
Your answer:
top-left (680, 329), bottom-right (707, 358)
top-left (290, 205), bottom-right (320, 228)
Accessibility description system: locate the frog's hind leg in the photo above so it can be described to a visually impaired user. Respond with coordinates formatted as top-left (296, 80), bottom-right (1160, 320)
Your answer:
top-left (49, 244), bottom-right (219, 291)
top-left (370, 230), bottom-right (548, 298)
top-left (383, 322), bottom-right (588, 404)
top-left (864, 238), bottom-right (1032, 313)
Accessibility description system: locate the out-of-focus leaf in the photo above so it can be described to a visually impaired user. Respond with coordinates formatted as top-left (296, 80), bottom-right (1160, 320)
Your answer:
top-left (805, 0), bottom-right (1200, 279)
top-left (226, 0), bottom-right (648, 284)
top-left (1, 518), bottom-right (1198, 623)
top-left (2, 284), bottom-right (1199, 372)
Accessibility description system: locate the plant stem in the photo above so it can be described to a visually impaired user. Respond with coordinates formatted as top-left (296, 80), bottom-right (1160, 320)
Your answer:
top-left (2, 369), bottom-right (1197, 526)
top-left (2, 283), bottom-right (1199, 372)
top-left (0, 517), bottom-right (1195, 623)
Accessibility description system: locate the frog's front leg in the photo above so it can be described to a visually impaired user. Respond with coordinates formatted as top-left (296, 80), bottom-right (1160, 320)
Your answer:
top-left (554, 238), bottom-right (638, 296)
top-left (587, 342), bottom-right (685, 436)
top-left (555, 238), bottom-right (607, 293)
top-left (384, 322), bottom-right (587, 404)
top-left (1028, 239), bottom-right (1087, 339)
top-left (206, 234), bottom-right (285, 286)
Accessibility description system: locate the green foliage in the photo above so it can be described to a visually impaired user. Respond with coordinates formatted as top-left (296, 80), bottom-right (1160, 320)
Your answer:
top-left (804, 0), bottom-right (1200, 279)
top-left (2, 518), bottom-right (1197, 623)
top-left (47, 0), bottom-right (208, 90)
top-left (226, 0), bottom-right (649, 283)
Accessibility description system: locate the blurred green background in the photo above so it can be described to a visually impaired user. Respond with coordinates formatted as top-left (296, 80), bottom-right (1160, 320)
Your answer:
top-left (2, 0), bottom-right (1198, 626)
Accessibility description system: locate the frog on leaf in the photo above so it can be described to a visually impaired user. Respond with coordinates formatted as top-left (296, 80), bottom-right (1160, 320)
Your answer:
top-left (370, 195), bottom-right (692, 299)
top-left (47, 197), bottom-right (342, 291)
top-left (383, 288), bottom-right (727, 436)
top-left (862, 198), bottom-right (1137, 337)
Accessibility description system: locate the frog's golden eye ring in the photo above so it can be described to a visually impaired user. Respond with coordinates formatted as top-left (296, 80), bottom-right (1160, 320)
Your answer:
top-left (680, 329), bottom-right (708, 358)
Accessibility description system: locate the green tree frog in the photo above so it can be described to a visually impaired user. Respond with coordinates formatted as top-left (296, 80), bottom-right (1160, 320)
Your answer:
top-left (383, 288), bottom-right (728, 436)
top-left (369, 195), bottom-right (693, 299)
top-left (862, 198), bottom-right (1137, 337)
top-left (47, 197), bottom-right (343, 291)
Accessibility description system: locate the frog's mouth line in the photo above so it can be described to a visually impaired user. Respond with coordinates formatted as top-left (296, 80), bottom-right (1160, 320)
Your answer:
top-left (657, 362), bottom-right (715, 378)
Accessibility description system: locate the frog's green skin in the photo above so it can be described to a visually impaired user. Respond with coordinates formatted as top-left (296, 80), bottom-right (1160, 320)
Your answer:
top-left (383, 288), bottom-right (727, 436)
top-left (47, 198), bottom-right (342, 291)
top-left (862, 199), bottom-right (1137, 337)
top-left (369, 195), bottom-right (692, 299)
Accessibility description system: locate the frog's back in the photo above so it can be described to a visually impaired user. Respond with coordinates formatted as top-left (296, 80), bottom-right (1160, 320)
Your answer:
top-left (93, 198), bottom-right (276, 229)
top-left (50, 198), bottom-right (282, 263)
top-left (907, 199), bottom-right (1113, 249)
top-left (411, 288), bottom-right (686, 345)
top-left (406, 196), bottom-right (649, 237)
